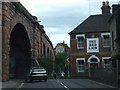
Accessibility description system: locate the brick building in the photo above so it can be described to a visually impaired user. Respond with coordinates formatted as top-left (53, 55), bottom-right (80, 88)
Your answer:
top-left (1, 2), bottom-right (55, 81)
top-left (109, 5), bottom-right (120, 57)
top-left (109, 4), bottom-right (120, 87)
top-left (55, 41), bottom-right (70, 56)
top-left (69, 1), bottom-right (111, 77)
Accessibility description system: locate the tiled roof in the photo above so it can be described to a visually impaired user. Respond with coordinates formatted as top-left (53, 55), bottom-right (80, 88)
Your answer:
top-left (69, 14), bottom-right (111, 34)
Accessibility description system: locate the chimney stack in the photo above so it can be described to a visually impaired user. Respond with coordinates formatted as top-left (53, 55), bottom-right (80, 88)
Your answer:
top-left (101, 1), bottom-right (111, 14)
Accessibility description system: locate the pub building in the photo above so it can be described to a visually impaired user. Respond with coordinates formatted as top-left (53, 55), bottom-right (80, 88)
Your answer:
top-left (69, 1), bottom-right (111, 77)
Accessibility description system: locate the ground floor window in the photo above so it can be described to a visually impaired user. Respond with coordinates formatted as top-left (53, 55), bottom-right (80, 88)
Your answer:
top-left (76, 58), bottom-right (85, 72)
top-left (102, 57), bottom-right (111, 69)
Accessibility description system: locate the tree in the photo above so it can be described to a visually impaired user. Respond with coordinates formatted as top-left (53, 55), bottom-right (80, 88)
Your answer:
top-left (38, 56), bottom-right (54, 78)
top-left (55, 52), bottom-right (66, 74)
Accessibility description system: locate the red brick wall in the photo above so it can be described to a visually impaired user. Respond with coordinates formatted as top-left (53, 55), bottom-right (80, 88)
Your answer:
top-left (70, 39), bottom-right (77, 53)
top-left (70, 34), bottom-right (111, 77)
top-left (2, 2), bottom-right (55, 81)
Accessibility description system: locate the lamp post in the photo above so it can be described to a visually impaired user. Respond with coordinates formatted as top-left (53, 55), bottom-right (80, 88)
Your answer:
top-left (66, 57), bottom-right (70, 78)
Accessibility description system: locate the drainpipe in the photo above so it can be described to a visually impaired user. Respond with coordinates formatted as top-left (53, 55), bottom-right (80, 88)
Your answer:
top-left (116, 6), bottom-right (120, 89)
top-left (0, 1), bottom-right (2, 86)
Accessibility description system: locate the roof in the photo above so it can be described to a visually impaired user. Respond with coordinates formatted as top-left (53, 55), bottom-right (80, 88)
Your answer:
top-left (69, 14), bottom-right (111, 34)
top-left (55, 43), bottom-right (69, 49)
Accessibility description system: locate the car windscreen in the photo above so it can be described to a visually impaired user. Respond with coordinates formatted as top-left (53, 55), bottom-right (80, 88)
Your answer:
top-left (33, 69), bottom-right (45, 72)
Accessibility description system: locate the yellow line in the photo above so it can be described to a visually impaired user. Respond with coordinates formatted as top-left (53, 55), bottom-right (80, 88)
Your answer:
top-left (87, 79), bottom-right (117, 88)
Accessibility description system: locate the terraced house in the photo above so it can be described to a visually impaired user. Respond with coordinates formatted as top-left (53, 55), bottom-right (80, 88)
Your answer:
top-left (69, 1), bottom-right (111, 77)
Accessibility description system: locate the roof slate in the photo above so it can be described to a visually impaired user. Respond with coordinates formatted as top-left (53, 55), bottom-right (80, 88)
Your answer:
top-left (69, 14), bottom-right (111, 34)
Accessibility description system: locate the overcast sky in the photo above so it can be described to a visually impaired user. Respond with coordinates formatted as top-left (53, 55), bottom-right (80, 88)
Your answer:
top-left (20, 0), bottom-right (119, 47)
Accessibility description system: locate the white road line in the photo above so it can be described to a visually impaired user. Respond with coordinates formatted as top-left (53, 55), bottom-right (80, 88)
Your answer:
top-left (57, 81), bottom-right (69, 90)
top-left (17, 82), bottom-right (24, 89)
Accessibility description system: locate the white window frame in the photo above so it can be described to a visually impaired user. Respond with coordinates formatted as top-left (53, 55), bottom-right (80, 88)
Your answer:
top-left (87, 38), bottom-right (99, 53)
top-left (101, 33), bottom-right (111, 48)
top-left (76, 58), bottom-right (85, 72)
top-left (102, 57), bottom-right (111, 68)
top-left (76, 34), bottom-right (85, 49)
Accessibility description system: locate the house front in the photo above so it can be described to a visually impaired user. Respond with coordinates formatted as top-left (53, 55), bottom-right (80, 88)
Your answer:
top-left (69, 1), bottom-right (111, 78)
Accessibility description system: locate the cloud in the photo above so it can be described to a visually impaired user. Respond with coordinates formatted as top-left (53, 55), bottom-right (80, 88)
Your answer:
top-left (49, 33), bottom-right (70, 47)
top-left (45, 27), bottom-right (70, 35)
top-left (44, 26), bottom-right (71, 47)
top-left (20, 0), bottom-right (120, 47)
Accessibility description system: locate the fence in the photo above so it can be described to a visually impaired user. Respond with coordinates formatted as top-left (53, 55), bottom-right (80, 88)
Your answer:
top-left (90, 67), bottom-right (118, 87)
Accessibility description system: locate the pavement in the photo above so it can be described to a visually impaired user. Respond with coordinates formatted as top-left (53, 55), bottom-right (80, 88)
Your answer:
top-left (2, 79), bottom-right (23, 89)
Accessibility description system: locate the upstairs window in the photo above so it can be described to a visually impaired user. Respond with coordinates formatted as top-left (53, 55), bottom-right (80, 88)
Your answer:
top-left (101, 33), bottom-right (111, 48)
top-left (76, 34), bottom-right (85, 49)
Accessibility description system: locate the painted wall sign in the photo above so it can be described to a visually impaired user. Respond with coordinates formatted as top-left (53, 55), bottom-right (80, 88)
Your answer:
top-left (87, 38), bottom-right (99, 53)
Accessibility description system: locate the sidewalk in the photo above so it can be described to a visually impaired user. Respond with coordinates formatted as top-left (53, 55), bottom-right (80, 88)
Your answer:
top-left (2, 79), bottom-right (23, 88)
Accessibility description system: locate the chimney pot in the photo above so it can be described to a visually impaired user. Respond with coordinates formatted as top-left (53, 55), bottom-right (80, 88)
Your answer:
top-left (103, 1), bottom-right (105, 6)
top-left (106, 1), bottom-right (109, 6)
top-left (101, 1), bottom-right (111, 14)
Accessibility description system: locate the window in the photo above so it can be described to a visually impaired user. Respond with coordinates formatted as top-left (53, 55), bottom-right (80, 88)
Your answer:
top-left (76, 58), bottom-right (85, 72)
top-left (76, 34), bottom-right (85, 49)
top-left (101, 33), bottom-right (111, 47)
top-left (56, 48), bottom-right (64, 53)
top-left (102, 57), bottom-right (111, 69)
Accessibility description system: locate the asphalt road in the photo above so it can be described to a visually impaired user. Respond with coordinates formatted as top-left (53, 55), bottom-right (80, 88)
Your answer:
top-left (18, 79), bottom-right (117, 90)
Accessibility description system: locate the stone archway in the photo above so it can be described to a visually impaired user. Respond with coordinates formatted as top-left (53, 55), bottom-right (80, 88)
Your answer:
top-left (9, 23), bottom-right (32, 79)
top-left (88, 55), bottom-right (100, 68)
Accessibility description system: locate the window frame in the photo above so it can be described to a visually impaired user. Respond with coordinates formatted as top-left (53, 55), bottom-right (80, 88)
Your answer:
top-left (101, 33), bottom-right (111, 48)
top-left (76, 34), bottom-right (85, 49)
top-left (102, 57), bottom-right (111, 69)
top-left (76, 58), bottom-right (85, 72)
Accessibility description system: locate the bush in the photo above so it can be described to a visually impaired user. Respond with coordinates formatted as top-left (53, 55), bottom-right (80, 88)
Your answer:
top-left (55, 52), bottom-right (66, 74)
top-left (38, 56), bottom-right (54, 78)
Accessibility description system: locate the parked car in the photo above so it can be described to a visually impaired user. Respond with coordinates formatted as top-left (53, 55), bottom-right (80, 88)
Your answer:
top-left (25, 67), bottom-right (47, 82)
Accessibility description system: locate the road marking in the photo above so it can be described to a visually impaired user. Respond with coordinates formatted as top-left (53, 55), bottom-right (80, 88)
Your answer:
top-left (87, 79), bottom-right (117, 88)
top-left (57, 81), bottom-right (69, 90)
top-left (17, 82), bottom-right (24, 90)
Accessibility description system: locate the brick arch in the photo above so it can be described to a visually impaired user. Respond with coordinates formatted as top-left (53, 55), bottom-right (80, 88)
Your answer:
top-left (9, 23), bottom-right (32, 78)
top-left (88, 55), bottom-right (100, 63)
top-left (10, 14), bottom-right (33, 46)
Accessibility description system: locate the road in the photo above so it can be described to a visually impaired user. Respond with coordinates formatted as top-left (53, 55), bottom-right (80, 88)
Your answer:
top-left (18, 79), bottom-right (116, 90)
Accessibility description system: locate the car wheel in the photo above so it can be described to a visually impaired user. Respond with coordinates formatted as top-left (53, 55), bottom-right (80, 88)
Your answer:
top-left (26, 78), bottom-right (32, 83)
top-left (44, 79), bottom-right (47, 82)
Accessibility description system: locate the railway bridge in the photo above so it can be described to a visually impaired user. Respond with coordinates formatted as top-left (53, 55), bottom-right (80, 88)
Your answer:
top-left (1, 2), bottom-right (55, 81)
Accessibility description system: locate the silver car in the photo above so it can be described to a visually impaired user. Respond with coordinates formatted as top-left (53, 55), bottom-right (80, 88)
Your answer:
top-left (25, 67), bottom-right (47, 82)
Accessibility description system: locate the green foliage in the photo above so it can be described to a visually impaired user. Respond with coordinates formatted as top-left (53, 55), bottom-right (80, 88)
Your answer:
top-left (112, 53), bottom-right (120, 60)
top-left (15, 3), bottom-right (24, 13)
top-left (38, 56), bottom-right (54, 77)
top-left (55, 52), bottom-right (67, 73)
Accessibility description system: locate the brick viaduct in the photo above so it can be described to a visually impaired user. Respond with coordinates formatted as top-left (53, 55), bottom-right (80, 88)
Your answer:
top-left (1, 2), bottom-right (55, 81)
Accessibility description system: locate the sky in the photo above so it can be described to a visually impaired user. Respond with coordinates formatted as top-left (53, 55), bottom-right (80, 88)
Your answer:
top-left (19, 0), bottom-right (120, 47)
